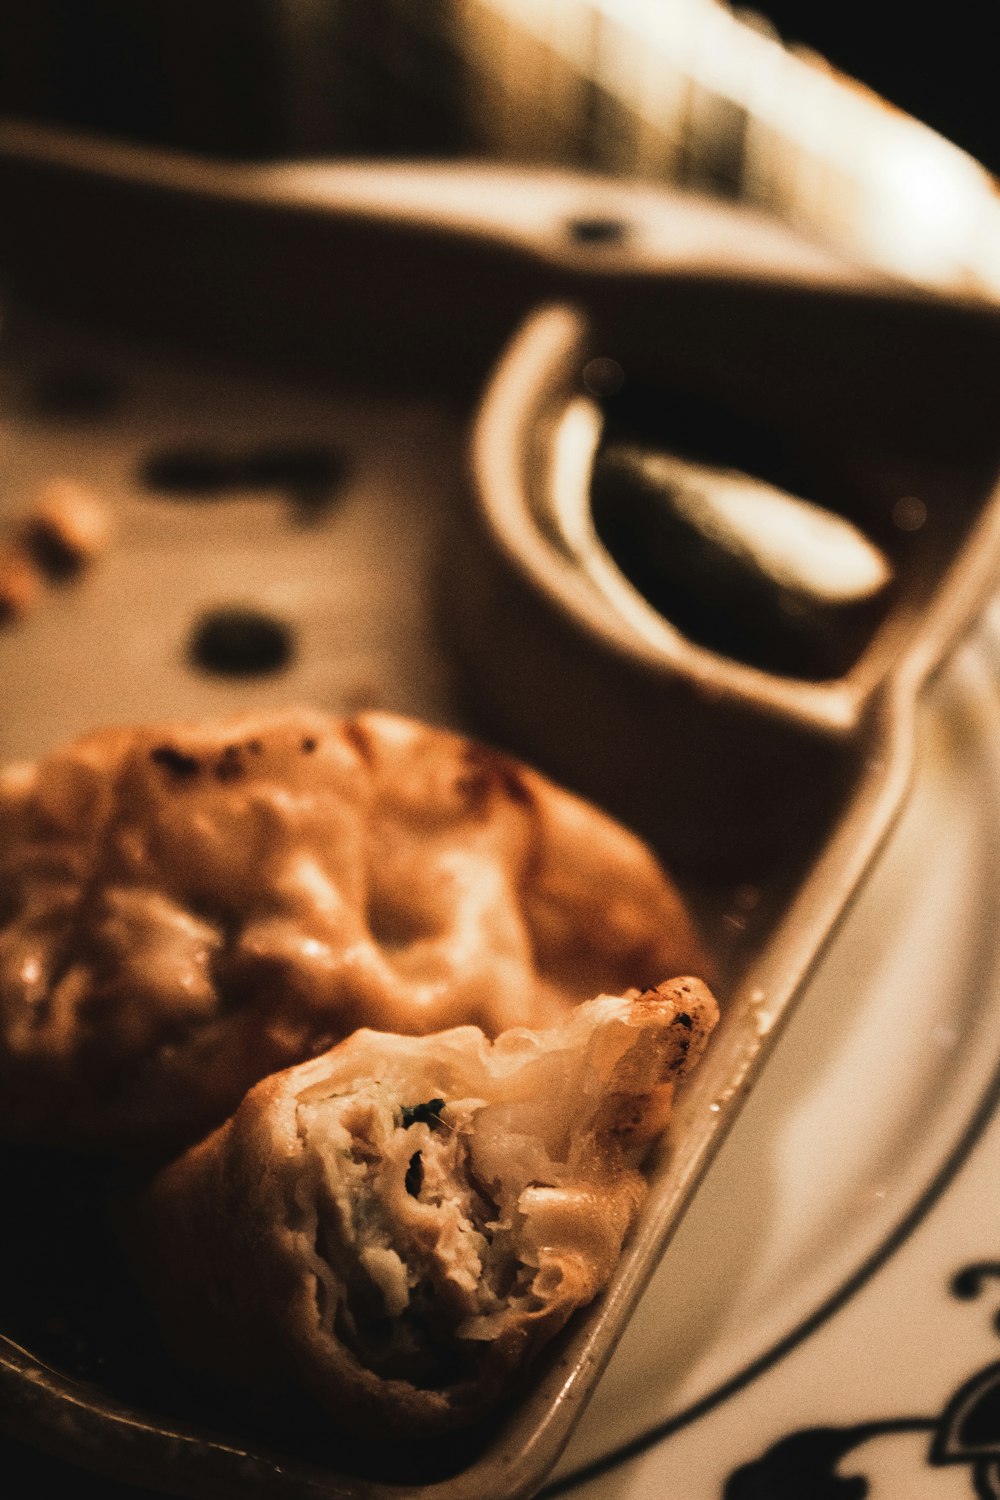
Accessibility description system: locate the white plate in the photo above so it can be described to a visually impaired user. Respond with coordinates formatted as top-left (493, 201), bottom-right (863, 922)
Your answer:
top-left (546, 613), bottom-right (1000, 1497)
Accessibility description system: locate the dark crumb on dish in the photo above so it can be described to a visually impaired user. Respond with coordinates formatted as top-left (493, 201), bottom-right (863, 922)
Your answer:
top-left (188, 608), bottom-right (294, 678)
top-left (141, 443), bottom-right (347, 522)
top-left (240, 443), bottom-right (346, 491)
top-left (142, 447), bottom-right (231, 494)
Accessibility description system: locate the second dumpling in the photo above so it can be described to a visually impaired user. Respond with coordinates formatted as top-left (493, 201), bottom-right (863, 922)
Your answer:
top-left (0, 708), bottom-right (709, 1152)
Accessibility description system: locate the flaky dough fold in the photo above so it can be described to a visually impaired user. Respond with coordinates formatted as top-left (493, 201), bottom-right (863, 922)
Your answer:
top-left (132, 978), bottom-right (717, 1436)
top-left (0, 709), bottom-right (708, 1151)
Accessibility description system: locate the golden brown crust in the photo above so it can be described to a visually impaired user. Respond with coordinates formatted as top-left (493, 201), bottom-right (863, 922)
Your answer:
top-left (0, 710), bottom-right (709, 1152)
top-left (131, 980), bottom-right (718, 1436)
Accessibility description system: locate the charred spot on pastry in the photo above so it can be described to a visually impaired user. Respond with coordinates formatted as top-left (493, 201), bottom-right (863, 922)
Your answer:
top-left (676, 1012), bottom-right (693, 1029)
top-left (150, 746), bottom-right (200, 779)
top-left (496, 760), bottom-right (532, 806)
top-left (214, 746), bottom-right (247, 782)
top-left (214, 759), bottom-right (245, 783)
top-left (342, 719), bottom-right (375, 767)
top-left (189, 608), bottom-right (294, 677)
top-left (456, 746), bottom-right (532, 816)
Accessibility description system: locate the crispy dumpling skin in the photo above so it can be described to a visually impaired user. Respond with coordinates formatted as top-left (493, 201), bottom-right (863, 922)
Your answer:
top-left (131, 978), bottom-right (718, 1436)
top-left (0, 709), bottom-right (709, 1151)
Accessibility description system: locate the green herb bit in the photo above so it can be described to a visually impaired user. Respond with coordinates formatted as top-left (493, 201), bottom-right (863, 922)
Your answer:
top-left (400, 1098), bottom-right (446, 1130)
top-left (405, 1151), bottom-right (423, 1197)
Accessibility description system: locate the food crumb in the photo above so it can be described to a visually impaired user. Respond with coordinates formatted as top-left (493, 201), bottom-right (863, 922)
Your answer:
top-left (189, 607), bottom-right (294, 677)
top-left (24, 479), bottom-right (110, 577)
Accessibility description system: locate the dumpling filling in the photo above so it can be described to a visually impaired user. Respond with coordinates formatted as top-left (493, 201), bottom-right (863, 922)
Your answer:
top-left (299, 1087), bottom-right (500, 1385)
top-left (132, 979), bottom-right (719, 1435)
top-left (290, 979), bottom-right (717, 1393)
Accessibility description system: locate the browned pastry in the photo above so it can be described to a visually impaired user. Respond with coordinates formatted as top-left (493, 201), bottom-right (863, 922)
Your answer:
top-left (132, 979), bottom-right (718, 1436)
top-left (0, 543), bottom-right (42, 624)
top-left (0, 710), bottom-right (709, 1150)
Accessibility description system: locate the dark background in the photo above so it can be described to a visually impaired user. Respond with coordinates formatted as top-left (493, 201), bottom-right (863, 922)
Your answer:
top-left (0, 1), bottom-right (997, 176)
top-left (0, 0), bottom-right (467, 159)
top-left (758, 0), bottom-right (999, 177)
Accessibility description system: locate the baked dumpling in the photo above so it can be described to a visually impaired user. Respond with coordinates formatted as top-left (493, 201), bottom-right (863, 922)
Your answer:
top-left (131, 978), bottom-right (717, 1436)
top-left (0, 709), bottom-right (708, 1149)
